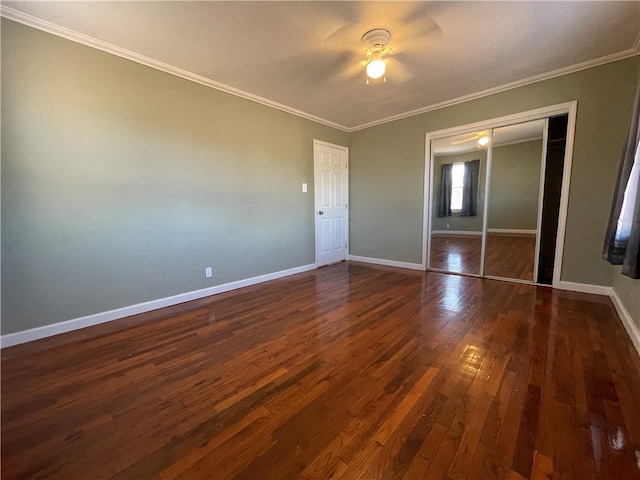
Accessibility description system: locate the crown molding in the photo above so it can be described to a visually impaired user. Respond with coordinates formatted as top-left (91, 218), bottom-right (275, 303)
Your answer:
top-left (2, 6), bottom-right (639, 134)
top-left (0, 6), bottom-right (351, 132)
top-left (350, 48), bottom-right (640, 132)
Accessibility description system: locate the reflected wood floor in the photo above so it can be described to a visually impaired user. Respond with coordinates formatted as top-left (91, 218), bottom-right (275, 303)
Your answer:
top-left (3, 262), bottom-right (640, 479)
top-left (430, 234), bottom-right (483, 275)
top-left (430, 234), bottom-right (536, 281)
top-left (485, 233), bottom-right (536, 281)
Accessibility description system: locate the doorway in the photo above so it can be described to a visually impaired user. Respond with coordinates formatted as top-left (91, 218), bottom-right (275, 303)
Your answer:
top-left (313, 140), bottom-right (349, 267)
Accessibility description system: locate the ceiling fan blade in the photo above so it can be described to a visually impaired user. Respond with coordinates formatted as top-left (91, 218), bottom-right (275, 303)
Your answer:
top-left (323, 50), bottom-right (359, 76)
top-left (385, 57), bottom-right (414, 84)
top-left (390, 6), bottom-right (444, 58)
top-left (323, 23), bottom-right (364, 51)
top-left (337, 60), bottom-right (368, 82)
top-left (267, 50), bottom-right (359, 85)
top-left (450, 134), bottom-right (482, 145)
top-left (399, 3), bottom-right (444, 38)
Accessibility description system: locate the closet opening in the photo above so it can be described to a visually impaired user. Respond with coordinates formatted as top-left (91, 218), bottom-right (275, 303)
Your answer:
top-left (537, 114), bottom-right (568, 284)
top-left (423, 104), bottom-right (576, 288)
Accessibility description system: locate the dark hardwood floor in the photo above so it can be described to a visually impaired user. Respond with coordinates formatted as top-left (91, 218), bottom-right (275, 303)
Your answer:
top-left (430, 233), bottom-right (536, 281)
top-left (2, 262), bottom-right (640, 479)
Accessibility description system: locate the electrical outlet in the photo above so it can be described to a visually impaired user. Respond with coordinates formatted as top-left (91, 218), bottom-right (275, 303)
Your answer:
top-left (205, 267), bottom-right (212, 278)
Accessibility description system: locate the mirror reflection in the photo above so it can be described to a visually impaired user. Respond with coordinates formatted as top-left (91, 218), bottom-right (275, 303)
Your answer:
top-left (484, 120), bottom-right (545, 281)
top-left (429, 130), bottom-right (488, 275)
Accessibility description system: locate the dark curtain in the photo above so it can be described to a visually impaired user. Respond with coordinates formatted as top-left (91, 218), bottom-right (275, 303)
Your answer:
top-left (603, 73), bottom-right (640, 279)
top-left (438, 163), bottom-right (453, 217)
top-left (461, 159), bottom-right (480, 217)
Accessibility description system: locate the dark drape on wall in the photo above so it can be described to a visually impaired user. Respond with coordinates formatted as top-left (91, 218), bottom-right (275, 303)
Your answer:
top-left (438, 163), bottom-right (453, 217)
top-left (461, 159), bottom-right (480, 217)
top-left (603, 74), bottom-right (640, 279)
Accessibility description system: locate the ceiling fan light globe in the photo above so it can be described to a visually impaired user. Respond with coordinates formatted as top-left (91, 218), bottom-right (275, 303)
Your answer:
top-left (478, 136), bottom-right (490, 146)
top-left (366, 59), bottom-right (385, 79)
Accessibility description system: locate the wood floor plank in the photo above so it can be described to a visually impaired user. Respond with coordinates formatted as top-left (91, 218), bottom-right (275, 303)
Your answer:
top-left (423, 426), bottom-right (463, 479)
top-left (158, 406), bottom-right (270, 479)
top-left (373, 367), bottom-right (440, 445)
top-left (447, 391), bottom-right (495, 479)
top-left (402, 422), bottom-right (448, 480)
top-left (2, 262), bottom-right (640, 479)
top-left (530, 451), bottom-right (553, 480)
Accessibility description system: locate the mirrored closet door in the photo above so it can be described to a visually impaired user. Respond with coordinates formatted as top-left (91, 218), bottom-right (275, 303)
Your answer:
top-left (428, 130), bottom-right (488, 276)
top-left (484, 120), bottom-right (546, 282)
top-left (427, 113), bottom-right (569, 285)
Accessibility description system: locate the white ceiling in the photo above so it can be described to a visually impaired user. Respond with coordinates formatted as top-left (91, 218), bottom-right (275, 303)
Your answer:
top-left (2, 1), bottom-right (639, 131)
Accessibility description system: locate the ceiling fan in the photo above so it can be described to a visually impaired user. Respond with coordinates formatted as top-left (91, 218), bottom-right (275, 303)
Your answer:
top-left (315, 3), bottom-right (443, 85)
top-left (360, 28), bottom-right (415, 84)
top-left (362, 28), bottom-right (391, 83)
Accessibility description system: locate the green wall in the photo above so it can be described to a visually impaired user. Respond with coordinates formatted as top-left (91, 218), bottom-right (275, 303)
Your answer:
top-left (1, 20), bottom-right (348, 334)
top-left (488, 140), bottom-right (543, 231)
top-left (350, 55), bottom-right (640, 287)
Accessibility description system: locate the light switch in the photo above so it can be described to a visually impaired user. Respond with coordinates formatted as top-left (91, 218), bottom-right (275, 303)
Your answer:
top-left (302, 183), bottom-right (308, 193)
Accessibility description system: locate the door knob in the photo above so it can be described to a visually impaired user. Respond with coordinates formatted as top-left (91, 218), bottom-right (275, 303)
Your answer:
top-left (318, 211), bottom-right (324, 215)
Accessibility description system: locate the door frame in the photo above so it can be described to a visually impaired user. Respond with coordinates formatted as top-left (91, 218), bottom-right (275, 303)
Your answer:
top-left (422, 101), bottom-right (577, 288)
top-left (313, 139), bottom-right (349, 266)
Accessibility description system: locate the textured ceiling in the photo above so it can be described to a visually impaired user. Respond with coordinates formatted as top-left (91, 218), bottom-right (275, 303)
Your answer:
top-left (2, 1), bottom-right (639, 131)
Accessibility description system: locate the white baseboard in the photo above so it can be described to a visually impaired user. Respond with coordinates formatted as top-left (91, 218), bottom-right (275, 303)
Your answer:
top-left (431, 229), bottom-right (536, 235)
top-left (430, 230), bottom-right (482, 236)
top-left (0, 263), bottom-right (317, 349)
top-left (554, 281), bottom-right (612, 296)
top-left (348, 255), bottom-right (424, 271)
top-left (610, 289), bottom-right (640, 357)
top-left (487, 228), bottom-right (537, 235)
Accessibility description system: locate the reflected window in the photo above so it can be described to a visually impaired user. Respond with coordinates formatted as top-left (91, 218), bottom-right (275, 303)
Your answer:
top-left (451, 162), bottom-right (465, 212)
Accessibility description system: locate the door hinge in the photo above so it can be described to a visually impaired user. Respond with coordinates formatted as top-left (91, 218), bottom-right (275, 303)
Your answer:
top-left (345, 243), bottom-right (348, 248)
top-left (345, 203), bottom-right (348, 209)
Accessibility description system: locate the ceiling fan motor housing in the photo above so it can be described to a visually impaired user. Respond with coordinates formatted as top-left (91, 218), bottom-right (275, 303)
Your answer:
top-left (362, 28), bottom-right (391, 50)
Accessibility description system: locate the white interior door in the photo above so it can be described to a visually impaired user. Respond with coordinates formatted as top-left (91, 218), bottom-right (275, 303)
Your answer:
top-left (314, 140), bottom-right (348, 266)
